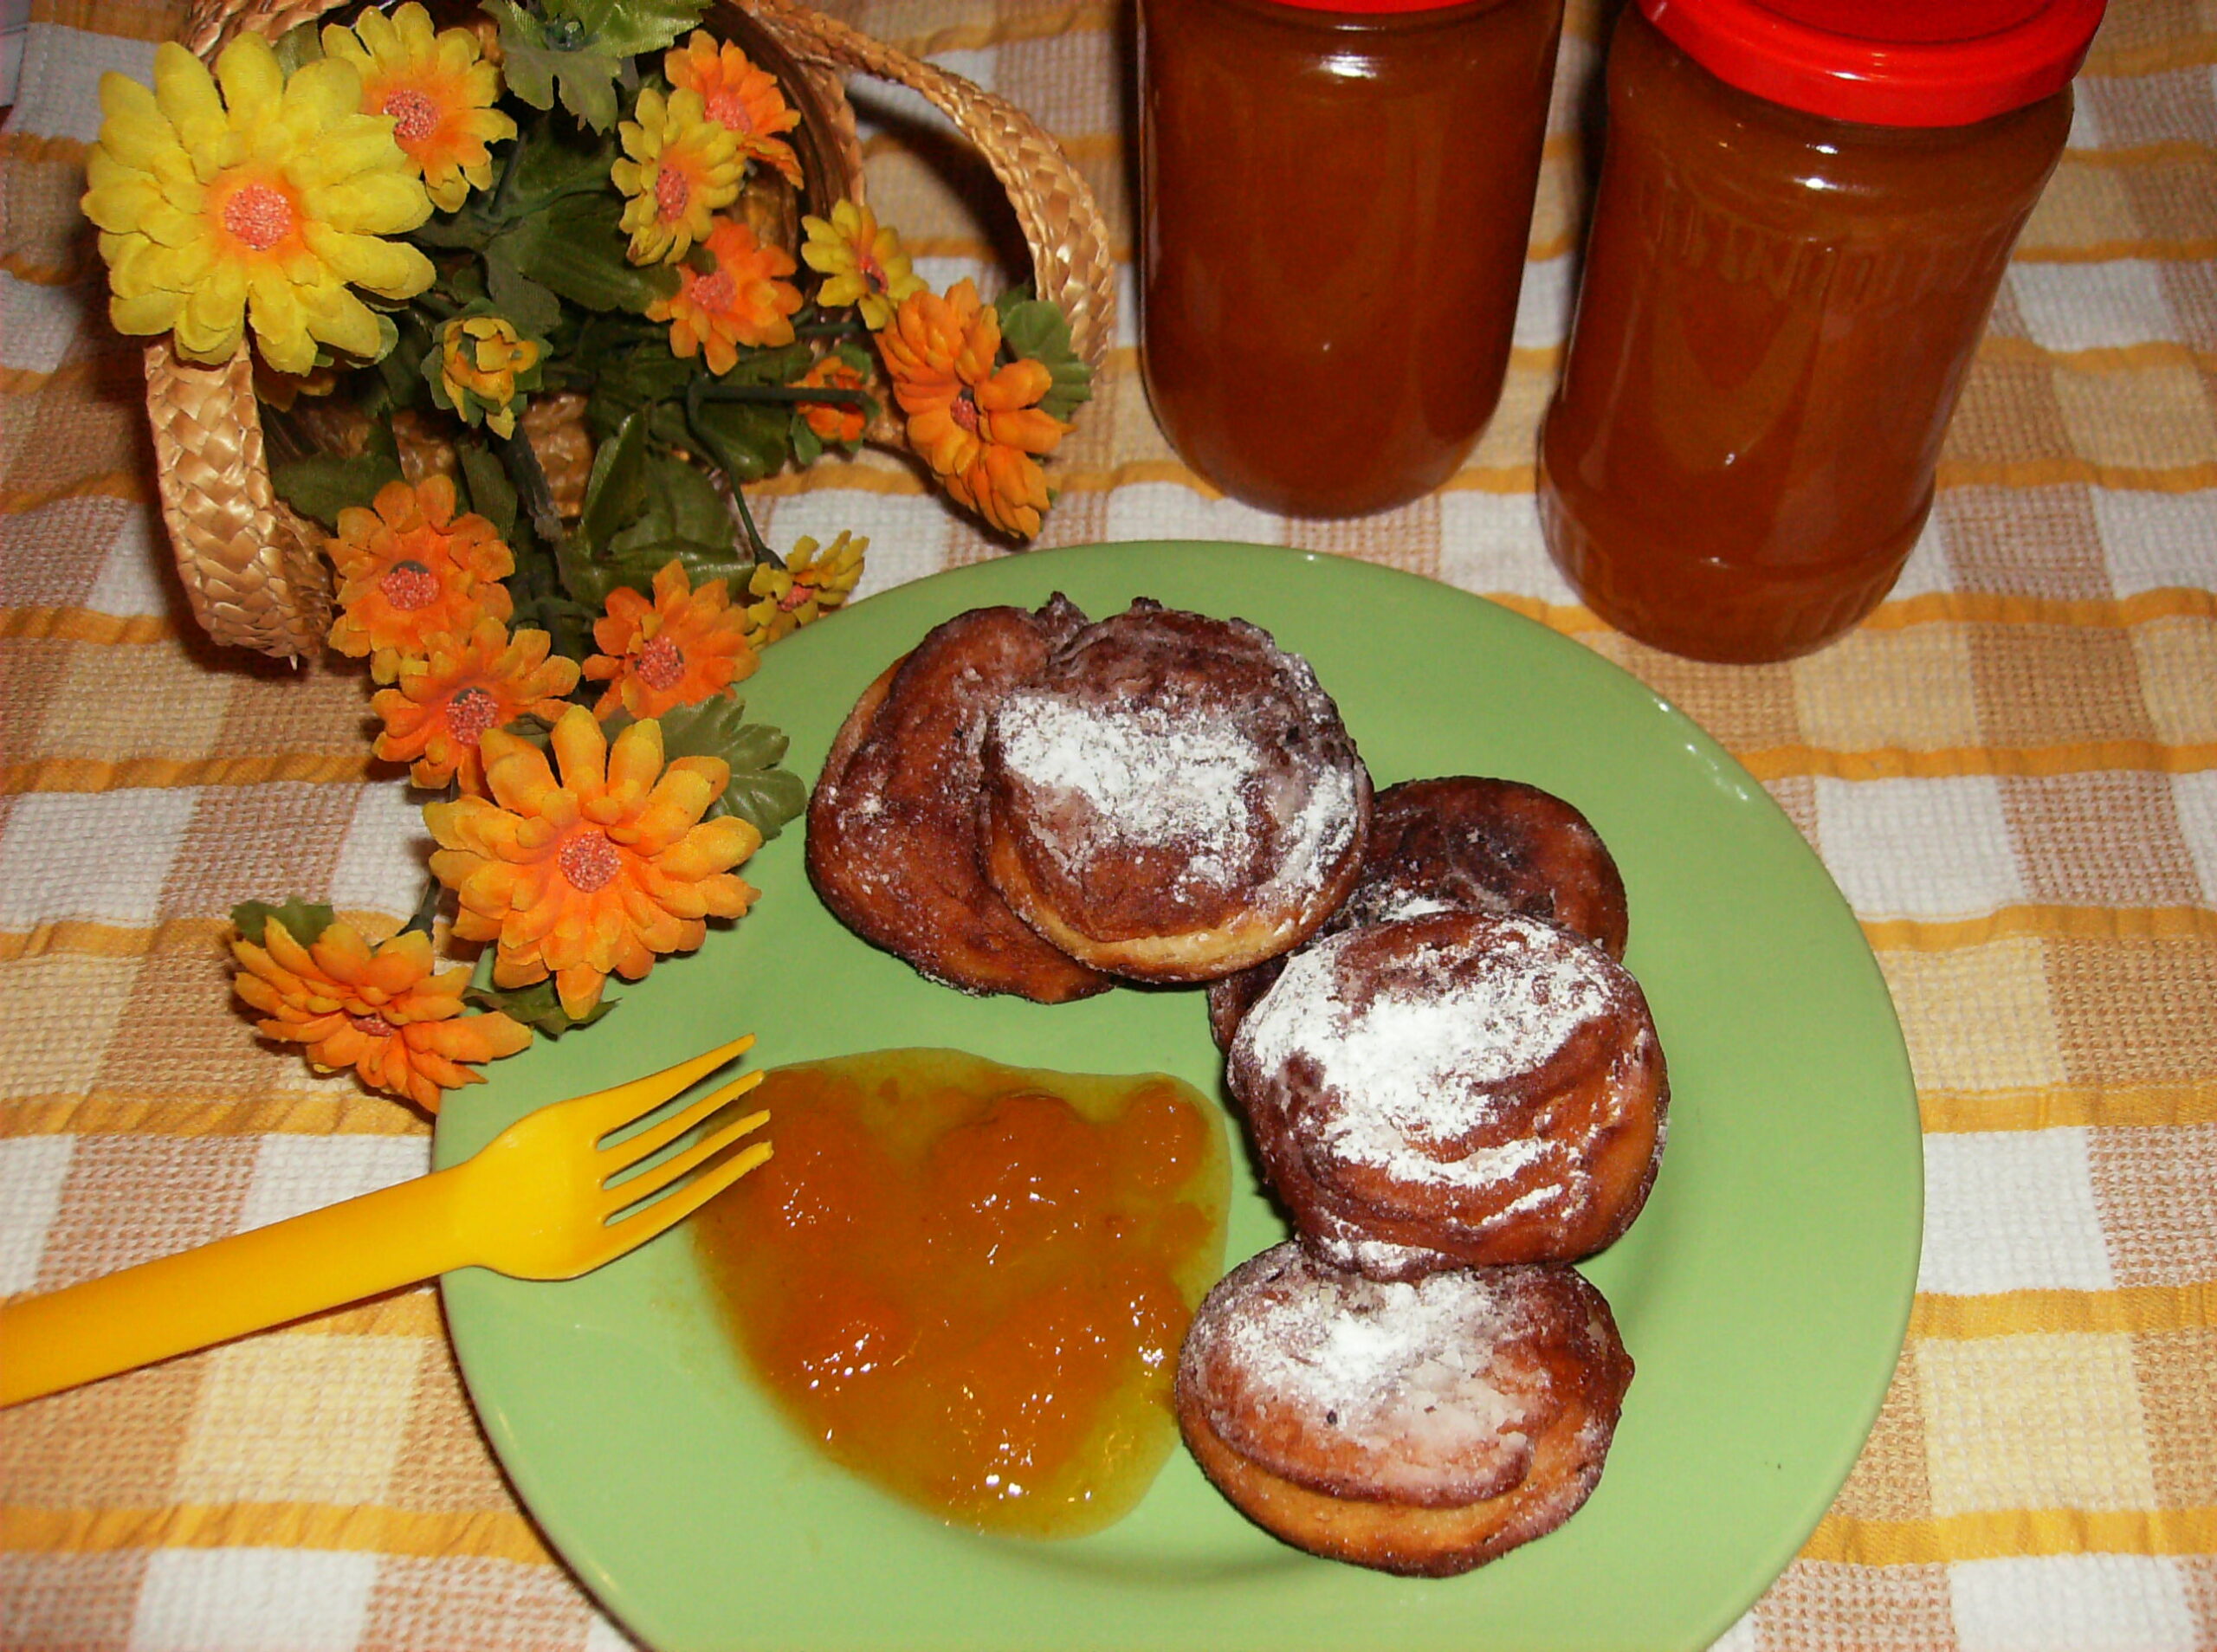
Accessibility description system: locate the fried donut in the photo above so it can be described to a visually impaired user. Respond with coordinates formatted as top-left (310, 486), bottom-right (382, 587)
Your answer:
top-left (978, 601), bottom-right (1371, 983)
top-left (1175, 1243), bottom-right (1632, 1576)
top-left (806, 597), bottom-right (1113, 1002)
top-left (1229, 911), bottom-right (1666, 1281)
top-left (1208, 777), bottom-right (1628, 1049)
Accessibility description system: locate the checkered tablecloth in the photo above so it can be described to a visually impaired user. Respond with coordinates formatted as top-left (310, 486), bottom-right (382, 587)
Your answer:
top-left (3, 0), bottom-right (2215, 1645)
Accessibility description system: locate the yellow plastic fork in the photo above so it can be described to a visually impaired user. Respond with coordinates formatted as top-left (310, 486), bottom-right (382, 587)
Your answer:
top-left (0, 1036), bottom-right (769, 1408)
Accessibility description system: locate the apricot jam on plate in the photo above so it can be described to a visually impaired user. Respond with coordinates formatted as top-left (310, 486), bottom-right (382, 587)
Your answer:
top-left (691, 1049), bottom-right (1230, 1537)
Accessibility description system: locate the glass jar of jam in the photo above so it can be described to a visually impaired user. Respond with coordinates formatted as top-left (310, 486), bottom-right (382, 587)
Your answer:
top-left (1538, 0), bottom-right (2103, 663)
top-left (1139, 0), bottom-right (1564, 519)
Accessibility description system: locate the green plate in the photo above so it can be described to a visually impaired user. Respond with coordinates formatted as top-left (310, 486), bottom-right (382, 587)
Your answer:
top-left (436, 542), bottom-right (1920, 1652)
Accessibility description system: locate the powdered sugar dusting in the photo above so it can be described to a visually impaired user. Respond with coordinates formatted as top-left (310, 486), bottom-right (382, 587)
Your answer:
top-left (1239, 915), bottom-right (1615, 1190)
top-left (1201, 1249), bottom-right (1529, 1475)
top-left (992, 686), bottom-right (1360, 900)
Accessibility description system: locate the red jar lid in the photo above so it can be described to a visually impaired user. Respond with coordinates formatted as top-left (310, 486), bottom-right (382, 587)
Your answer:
top-left (1640, 0), bottom-right (2105, 126)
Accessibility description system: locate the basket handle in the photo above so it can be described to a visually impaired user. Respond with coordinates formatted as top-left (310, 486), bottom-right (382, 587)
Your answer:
top-left (740, 0), bottom-right (1115, 370)
top-left (153, 0), bottom-right (1115, 656)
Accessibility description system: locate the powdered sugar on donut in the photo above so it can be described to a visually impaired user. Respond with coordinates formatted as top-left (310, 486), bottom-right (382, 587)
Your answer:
top-left (991, 674), bottom-right (1361, 902)
top-left (992, 693), bottom-right (1258, 887)
top-left (1192, 1248), bottom-right (1534, 1496)
top-left (1238, 915), bottom-right (1616, 1191)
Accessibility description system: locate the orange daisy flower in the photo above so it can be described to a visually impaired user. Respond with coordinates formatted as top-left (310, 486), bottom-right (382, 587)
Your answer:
top-left (424, 706), bottom-right (763, 1020)
top-left (796, 353), bottom-right (868, 444)
top-left (876, 279), bottom-right (1069, 538)
top-left (664, 30), bottom-right (802, 186)
top-left (372, 619), bottom-right (581, 792)
top-left (646, 216), bottom-right (802, 375)
top-left (611, 85), bottom-right (740, 265)
top-left (582, 558), bottom-right (759, 720)
top-left (326, 474), bottom-right (514, 670)
top-left (232, 916), bottom-right (530, 1113)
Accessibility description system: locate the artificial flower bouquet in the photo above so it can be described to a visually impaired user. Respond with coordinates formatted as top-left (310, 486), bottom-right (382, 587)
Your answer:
top-left (81, 0), bottom-right (1102, 1112)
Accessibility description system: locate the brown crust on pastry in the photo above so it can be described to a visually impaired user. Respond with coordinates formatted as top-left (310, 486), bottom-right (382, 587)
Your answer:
top-left (1175, 1245), bottom-right (1632, 1576)
top-left (978, 601), bottom-right (1372, 983)
top-left (805, 597), bottom-right (1112, 1002)
top-left (1209, 777), bottom-right (1628, 1049)
top-left (1229, 911), bottom-right (1667, 1280)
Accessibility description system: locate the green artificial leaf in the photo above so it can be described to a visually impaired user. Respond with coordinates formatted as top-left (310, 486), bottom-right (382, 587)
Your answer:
top-left (496, 195), bottom-right (668, 313)
top-left (482, 0), bottom-right (625, 129)
top-left (790, 416), bottom-right (823, 468)
top-left (464, 978), bottom-right (619, 1036)
top-left (457, 442), bottom-right (520, 542)
top-left (607, 697), bottom-right (806, 841)
top-left (557, 51), bottom-right (623, 130)
top-left (271, 450), bottom-right (404, 529)
top-left (644, 452), bottom-right (736, 548)
top-left (502, 110), bottom-right (620, 209)
top-left (482, 0), bottom-right (555, 106)
top-left (272, 18), bottom-right (324, 74)
top-left (555, 0), bottom-right (710, 58)
top-left (685, 394), bottom-right (792, 484)
top-left (577, 406), bottom-right (650, 558)
top-left (994, 289), bottom-right (1094, 424)
top-left (485, 248), bottom-right (566, 341)
top-left (231, 897), bottom-right (339, 950)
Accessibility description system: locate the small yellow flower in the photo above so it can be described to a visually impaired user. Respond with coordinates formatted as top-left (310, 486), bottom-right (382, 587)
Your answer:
top-left (664, 30), bottom-right (801, 186)
top-left (801, 199), bottom-right (924, 331)
top-left (647, 216), bottom-right (801, 375)
top-left (740, 532), bottom-right (865, 649)
top-left (232, 916), bottom-right (530, 1113)
top-left (612, 85), bottom-right (741, 266)
top-left (425, 707), bottom-right (763, 1021)
top-left (436, 314), bottom-right (540, 437)
top-left (323, 2), bottom-right (514, 212)
top-left (82, 35), bottom-right (433, 374)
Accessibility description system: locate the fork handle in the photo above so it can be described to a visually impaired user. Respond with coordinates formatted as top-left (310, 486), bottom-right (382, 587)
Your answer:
top-left (0, 1165), bottom-right (477, 1406)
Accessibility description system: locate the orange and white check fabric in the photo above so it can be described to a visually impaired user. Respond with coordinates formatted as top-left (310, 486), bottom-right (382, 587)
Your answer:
top-left (3, 0), bottom-right (2215, 1646)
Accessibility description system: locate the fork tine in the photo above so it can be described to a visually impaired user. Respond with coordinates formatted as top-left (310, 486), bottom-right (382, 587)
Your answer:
top-left (600, 1068), bottom-right (765, 1174)
top-left (604, 1138), bottom-right (774, 1245)
top-left (566, 1034), bottom-right (754, 1138)
top-left (604, 1107), bottom-right (771, 1214)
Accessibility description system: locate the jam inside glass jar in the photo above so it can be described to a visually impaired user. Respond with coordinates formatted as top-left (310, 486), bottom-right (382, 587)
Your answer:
top-left (1539, 1), bottom-right (2095, 663)
top-left (1140, 0), bottom-right (1564, 519)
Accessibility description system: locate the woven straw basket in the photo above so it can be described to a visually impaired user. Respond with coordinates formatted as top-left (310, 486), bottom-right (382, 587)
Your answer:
top-left (145, 0), bottom-right (1117, 658)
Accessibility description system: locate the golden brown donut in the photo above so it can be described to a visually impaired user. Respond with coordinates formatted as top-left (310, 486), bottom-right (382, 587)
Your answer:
top-left (978, 601), bottom-right (1372, 983)
top-left (1228, 911), bottom-right (1666, 1281)
top-left (805, 597), bottom-right (1113, 1002)
top-left (1208, 776), bottom-right (1628, 1049)
top-left (1175, 1243), bottom-right (1633, 1576)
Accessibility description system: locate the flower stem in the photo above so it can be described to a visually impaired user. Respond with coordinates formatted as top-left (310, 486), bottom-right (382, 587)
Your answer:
top-left (400, 861), bottom-right (446, 939)
top-left (689, 384), bottom-right (870, 405)
top-left (494, 427), bottom-right (566, 549)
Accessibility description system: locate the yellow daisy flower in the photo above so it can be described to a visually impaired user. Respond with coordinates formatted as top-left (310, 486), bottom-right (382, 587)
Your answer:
top-left (323, 1), bottom-right (515, 213)
top-left (801, 199), bottom-right (924, 331)
top-left (740, 532), bottom-right (865, 649)
top-left (611, 85), bottom-right (742, 266)
top-left (82, 35), bottom-right (433, 375)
